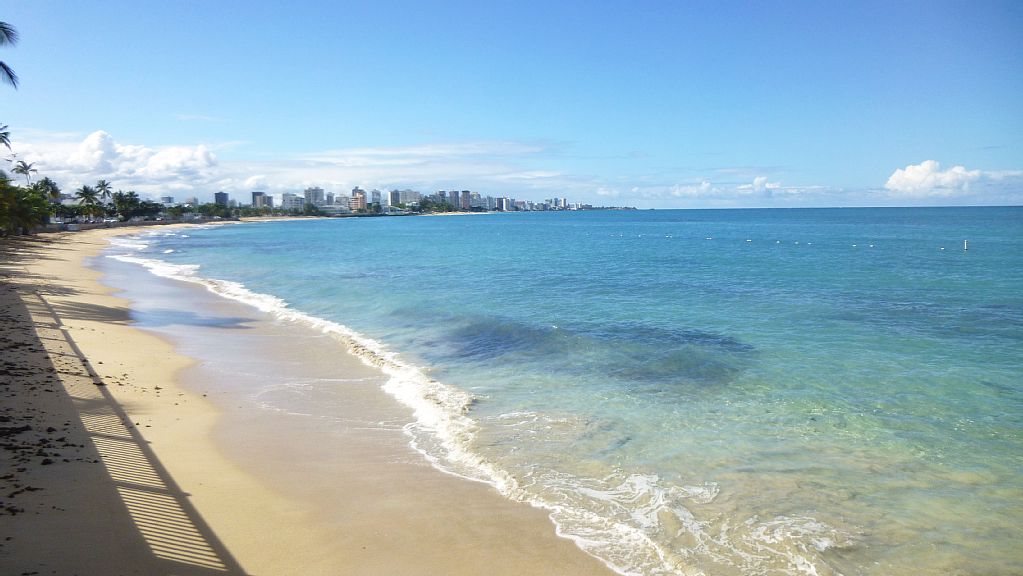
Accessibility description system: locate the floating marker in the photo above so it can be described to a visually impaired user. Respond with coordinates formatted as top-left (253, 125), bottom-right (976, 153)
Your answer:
top-left (964, 240), bottom-right (969, 251)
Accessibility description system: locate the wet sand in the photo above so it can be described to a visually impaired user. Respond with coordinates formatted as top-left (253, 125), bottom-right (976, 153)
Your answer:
top-left (0, 228), bottom-right (614, 575)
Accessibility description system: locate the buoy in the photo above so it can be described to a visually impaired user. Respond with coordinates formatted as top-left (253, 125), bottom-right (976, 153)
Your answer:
top-left (964, 240), bottom-right (969, 251)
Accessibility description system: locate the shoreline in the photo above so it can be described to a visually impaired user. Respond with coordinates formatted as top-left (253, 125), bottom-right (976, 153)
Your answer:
top-left (0, 227), bottom-right (614, 575)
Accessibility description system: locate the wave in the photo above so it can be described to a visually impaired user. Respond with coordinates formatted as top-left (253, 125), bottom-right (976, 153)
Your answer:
top-left (105, 246), bottom-right (848, 576)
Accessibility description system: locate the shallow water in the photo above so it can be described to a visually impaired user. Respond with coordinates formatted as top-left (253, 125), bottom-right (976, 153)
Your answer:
top-left (104, 208), bottom-right (1023, 575)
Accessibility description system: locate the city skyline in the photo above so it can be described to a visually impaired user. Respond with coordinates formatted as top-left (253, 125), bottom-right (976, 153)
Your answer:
top-left (3, 1), bottom-right (1021, 208)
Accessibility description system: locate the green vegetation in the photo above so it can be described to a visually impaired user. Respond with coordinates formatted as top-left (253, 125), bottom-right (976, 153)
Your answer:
top-left (0, 171), bottom-right (48, 235)
top-left (414, 197), bottom-right (456, 213)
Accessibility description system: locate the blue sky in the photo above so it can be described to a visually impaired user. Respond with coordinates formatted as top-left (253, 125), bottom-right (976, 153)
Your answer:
top-left (3, 0), bottom-right (1021, 207)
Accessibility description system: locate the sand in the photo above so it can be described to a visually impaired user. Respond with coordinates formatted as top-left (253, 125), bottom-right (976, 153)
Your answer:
top-left (0, 227), bottom-right (614, 576)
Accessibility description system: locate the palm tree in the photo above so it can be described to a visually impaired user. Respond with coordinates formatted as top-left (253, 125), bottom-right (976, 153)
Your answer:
top-left (33, 176), bottom-right (61, 203)
top-left (0, 21), bottom-right (18, 88)
top-left (96, 179), bottom-right (113, 204)
top-left (12, 159), bottom-right (35, 186)
top-left (0, 123), bottom-right (10, 150)
top-left (75, 184), bottom-right (101, 219)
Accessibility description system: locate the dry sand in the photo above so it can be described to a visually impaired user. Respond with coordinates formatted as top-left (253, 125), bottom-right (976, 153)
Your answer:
top-left (0, 228), bottom-right (614, 575)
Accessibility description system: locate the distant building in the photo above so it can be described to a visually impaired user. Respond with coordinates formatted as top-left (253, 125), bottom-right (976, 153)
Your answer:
top-left (388, 190), bottom-right (401, 206)
top-left (251, 191), bottom-right (268, 208)
top-left (214, 191), bottom-right (229, 206)
top-left (304, 186), bottom-right (325, 206)
top-left (184, 196), bottom-right (199, 205)
top-left (398, 189), bottom-right (420, 205)
top-left (325, 192), bottom-right (335, 206)
top-left (281, 193), bottom-right (305, 211)
top-left (160, 196), bottom-right (174, 205)
top-left (460, 190), bottom-right (471, 210)
top-left (371, 189), bottom-right (382, 205)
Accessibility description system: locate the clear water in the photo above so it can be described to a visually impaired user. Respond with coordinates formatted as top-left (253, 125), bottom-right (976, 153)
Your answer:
top-left (105, 208), bottom-right (1023, 575)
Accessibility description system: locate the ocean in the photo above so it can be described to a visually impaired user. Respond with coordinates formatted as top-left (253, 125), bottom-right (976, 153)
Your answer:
top-left (102, 207), bottom-right (1023, 576)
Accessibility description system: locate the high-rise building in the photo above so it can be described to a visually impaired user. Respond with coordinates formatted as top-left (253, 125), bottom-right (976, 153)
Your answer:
top-left (398, 189), bottom-right (420, 205)
top-left (325, 192), bottom-right (335, 206)
top-left (371, 189), bottom-right (382, 205)
top-left (349, 194), bottom-right (367, 211)
top-left (304, 187), bottom-right (325, 206)
top-left (184, 196), bottom-right (199, 205)
top-left (388, 190), bottom-right (401, 206)
top-left (251, 191), bottom-right (267, 207)
top-left (214, 191), bottom-right (229, 206)
top-left (281, 193), bottom-right (305, 210)
top-left (460, 190), bottom-right (471, 211)
top-left (160, 196), bottom-right (174, 205)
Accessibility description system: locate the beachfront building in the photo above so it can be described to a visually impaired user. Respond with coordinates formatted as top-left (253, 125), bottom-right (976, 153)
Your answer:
top-left (304, 187), bottom-right (325, 207)
top-left (399, 189), bottom-right (421, 205)
top-left (214, 191), bottom-right (229, 206)
top-left (388, 190), bottom-right (400, 206)
top-left (371, 189), bottom-right (382, 205)
top-left (251, 191), bottom-right (271, 208)
top-left (349, 188), bottom-right (367, 211)
top-left (281, 193), bottom-right (305, 211)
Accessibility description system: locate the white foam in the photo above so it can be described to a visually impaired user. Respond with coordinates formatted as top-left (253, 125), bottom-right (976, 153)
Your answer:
top-left (108, 235), bottom-right (150, 251)
top-left (106, 245), bottom-right (847, 576)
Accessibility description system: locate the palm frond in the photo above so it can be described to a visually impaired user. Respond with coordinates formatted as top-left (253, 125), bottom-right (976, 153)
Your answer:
top-left (0, 62), bottom-right (17, 88)
top-left (0, 22), bottom-right (18, 46)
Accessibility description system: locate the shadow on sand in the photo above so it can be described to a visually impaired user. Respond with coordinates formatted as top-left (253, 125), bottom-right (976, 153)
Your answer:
top-left (1, 236), bottom-right (249, 575)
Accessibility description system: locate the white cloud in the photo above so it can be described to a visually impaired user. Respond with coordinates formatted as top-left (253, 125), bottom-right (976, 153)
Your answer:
top-left (18, 130), bottom-right (218, 194)
top-left (884, 160), bottom-right (981, 197)
top-left (244, 175), bottom-right (269, 189)
top-left (668, 181), bottom-right (715, 198)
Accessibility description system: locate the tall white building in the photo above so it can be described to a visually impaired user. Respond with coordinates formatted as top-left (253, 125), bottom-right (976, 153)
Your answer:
top-left (304, 186), bottom-right (325, 206)
top-left (282, 193), bottom-right (305, 210)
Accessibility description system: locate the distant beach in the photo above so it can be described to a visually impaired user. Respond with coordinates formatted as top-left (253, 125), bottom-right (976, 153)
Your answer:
top-left (0, 226), bottom-right (613, 576)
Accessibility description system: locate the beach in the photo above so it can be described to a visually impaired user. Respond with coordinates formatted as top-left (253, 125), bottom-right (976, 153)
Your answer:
top-left (0, 226), bottom-right (614, 576)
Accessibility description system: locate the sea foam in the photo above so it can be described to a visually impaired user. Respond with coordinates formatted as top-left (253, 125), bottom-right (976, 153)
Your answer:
top-left (105, 236), bottom-right (855, 576)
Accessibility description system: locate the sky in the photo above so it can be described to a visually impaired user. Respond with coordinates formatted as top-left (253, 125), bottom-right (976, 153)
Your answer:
top-left (2, 0), bottom-right (1021, 208)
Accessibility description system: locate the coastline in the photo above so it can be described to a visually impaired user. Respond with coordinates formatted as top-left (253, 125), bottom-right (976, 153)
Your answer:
top-left (0, 227), bottom-right (614, 575)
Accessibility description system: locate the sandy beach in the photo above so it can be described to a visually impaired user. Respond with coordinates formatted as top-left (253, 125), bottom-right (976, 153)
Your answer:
top-left (0, 227), bottom-right (613, 576)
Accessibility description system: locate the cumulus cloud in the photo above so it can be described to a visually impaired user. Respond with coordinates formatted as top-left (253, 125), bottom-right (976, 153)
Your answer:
top-left (20, 130), bottom-right (218, 193)
top-left (885, 160), bottom-right (981, 197)
top-left (668, 181), bottom-right (715, 198)
top-left (244, 175), bottom-right (269, 190)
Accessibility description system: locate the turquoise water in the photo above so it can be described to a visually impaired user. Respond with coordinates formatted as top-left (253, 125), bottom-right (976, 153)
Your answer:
top-left (107, 208), bottom-right (1023, 575)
